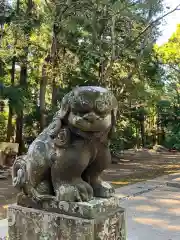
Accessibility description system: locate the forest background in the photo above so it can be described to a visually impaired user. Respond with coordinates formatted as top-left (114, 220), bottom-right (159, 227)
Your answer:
top-left (0, 0), bottom-right (180, 155)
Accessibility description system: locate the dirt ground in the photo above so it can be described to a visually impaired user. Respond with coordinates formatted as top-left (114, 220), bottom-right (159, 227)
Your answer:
top-left (0, 152), bottom-right (180, 219)
top-left (103, 152), bottom-right (180, 187)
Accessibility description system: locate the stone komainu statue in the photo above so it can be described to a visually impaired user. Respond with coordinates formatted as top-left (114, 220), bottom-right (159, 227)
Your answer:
top-left (12, 86), bottom-right (118, 204)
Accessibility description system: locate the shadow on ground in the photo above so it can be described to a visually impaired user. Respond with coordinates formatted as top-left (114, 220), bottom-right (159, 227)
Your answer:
top-left (120, 185), bottom-right (180, 240)
top-left (102, 153), bottom-right (180, 187)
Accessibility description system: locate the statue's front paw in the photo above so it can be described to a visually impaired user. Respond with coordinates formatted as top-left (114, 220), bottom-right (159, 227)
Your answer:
top-left (56, 180), bottom-right (93, 202)
top-left (91, 181), bottom-right (115, 198)
top-left (75, 180), bottom-right (93, 202)
top-left (56, 184), bottom-right (80, 202)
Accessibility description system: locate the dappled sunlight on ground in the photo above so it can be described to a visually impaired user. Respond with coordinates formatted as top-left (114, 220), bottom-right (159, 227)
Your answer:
top-left (163, 164), bottom-right (180, 169)
top-left (103, 153), bottom-right (180, 187)
top-left (134, 205), bottom-right (160, 212)
top-left (168, 208), bottom-right (180, 216)
top-left (164, 170), bottom-right (179, 174)
top-left (149, 191), bottom-right (180, 200)
top-left (167, 225), bottom-right (180, 231)
top-left (156, 198), bottom-right (180, 205)
top-left (130, 196), bottom-right (147, 201)
top-left (120, 185), bottom-right (180, 239)
top-left (134, 217), bottom-right (168, 228)
top-left (111, 181), bottom-right (130, 185)
top-left (134, 216), bottom-right (180, 232)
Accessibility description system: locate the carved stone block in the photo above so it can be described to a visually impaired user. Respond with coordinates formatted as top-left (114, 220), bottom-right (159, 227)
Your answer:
top-left (8, 197), bottom-right (126, 240)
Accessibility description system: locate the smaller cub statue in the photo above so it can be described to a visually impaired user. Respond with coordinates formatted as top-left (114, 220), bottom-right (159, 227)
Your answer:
top-left (12, 86), bottom-right (118, 206)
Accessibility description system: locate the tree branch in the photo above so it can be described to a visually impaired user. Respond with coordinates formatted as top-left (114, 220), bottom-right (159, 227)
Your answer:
top-left (116, 0), bottom-right (142, 14)
top-left (169, 64), bottom-right (180, 74)
top-left (158, 60), bottom-right (180, 74)
top-left (44, 0), bottom-right (53, 12)
top-left (103, 3), bottom-right (180, 82)
top-left (127, 4), bottom-right (180, 48)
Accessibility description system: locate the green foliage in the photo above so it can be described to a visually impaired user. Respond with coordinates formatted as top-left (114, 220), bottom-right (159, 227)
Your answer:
top-left (154, 24), bottom-right (180, 150)
top-left (0, 112), bottom-right (7, 141)
top-left (1, 0), bottom-right (180, 153)
top-left (165, 130), bottom-right (180, 151)
top-left (156, 24), bottom-right (180, 64)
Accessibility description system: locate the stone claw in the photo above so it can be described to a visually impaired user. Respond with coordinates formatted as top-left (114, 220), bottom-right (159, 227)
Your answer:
top-left (55, 180), bottom-right (93, 202)
top-left (91, 181), bottom-right (115, 198)
top-left (30, 188), bottom-right (56, 202)
top-left (74, 180), bottom-right (93, 202)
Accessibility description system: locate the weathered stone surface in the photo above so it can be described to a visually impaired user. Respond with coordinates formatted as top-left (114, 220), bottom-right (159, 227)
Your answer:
top-left (12, 86), bottom-right (118, 204)
top-left (8, 205), bottom-right (93, 240)
top-left (17, 195), bottom-right (120, 219)
top-left (8, 197), bottom-right (126, 240)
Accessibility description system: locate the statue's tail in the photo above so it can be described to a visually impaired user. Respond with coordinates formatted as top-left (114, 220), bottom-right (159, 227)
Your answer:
top-left (12, 155), bottom-right (27, 190)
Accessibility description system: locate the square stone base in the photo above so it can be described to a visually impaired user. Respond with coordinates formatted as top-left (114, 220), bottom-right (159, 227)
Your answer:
top-left (8, 197), bottom-right (126, 240)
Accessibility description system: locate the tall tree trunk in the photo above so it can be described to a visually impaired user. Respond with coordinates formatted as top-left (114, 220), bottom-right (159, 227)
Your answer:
top-left (6, 0), bottom-right (19, 142)
top-left (51, 78), bottom-right (58, 106)
top-left (140, 120), bottom-right (145, 147)
top-left (156, 112), bottom-right (161, 145)
top-left (6, 57), bottom-right (16, 141)
top-left (15, 0), bottom-right (33, 154)
top-left (15, 64), bottom-right (27, 154)
top-left (161, 127), bottom-right (165, 145)
top-left (15, 110), bottom-right (23, 152)
top-left (135, 123), bottom-right (139, 149)
top-left (6, 106), bottom-right (13, 141)
top-left (0, 25), bottom-right (5, 82)
top-left (39, 63), bottom-right (47, 131)
top-left (0, 60), bottom-right (4, 78)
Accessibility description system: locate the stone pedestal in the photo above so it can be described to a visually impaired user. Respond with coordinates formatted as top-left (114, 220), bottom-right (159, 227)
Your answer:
top-left (8, 197), bottom-right (126, 240)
